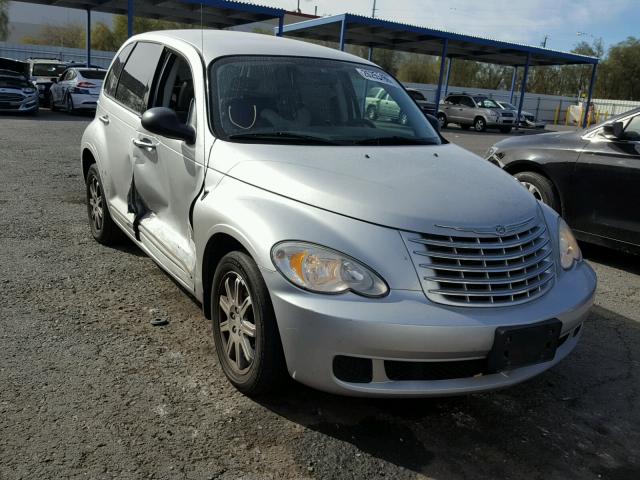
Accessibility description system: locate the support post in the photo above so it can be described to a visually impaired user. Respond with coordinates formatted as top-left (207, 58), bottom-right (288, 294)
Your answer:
top-left (339, 18), bottom-right (347, 51)
top-left (582, 63), bottom-right (597, 128)
top-left (127, 0), bottom-right (134, 37)
top-left (509, 66), bottom-right (517, 104)
top-left (516, 54), bottom-right (530, 131)
top-left (86, 8), bottom-right (91, 67)
top-left (277, 15), bottom-right (284, 37)
top-left (433, 39), bottom-right (448, 114)
top-left (443, 57), bottom-right (453, 97)
top-left (367, 47), bottom-right (373, 61)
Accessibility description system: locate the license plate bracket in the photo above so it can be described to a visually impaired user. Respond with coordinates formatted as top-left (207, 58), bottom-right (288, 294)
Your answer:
top-left (487, 319), bottom-right (562, 373)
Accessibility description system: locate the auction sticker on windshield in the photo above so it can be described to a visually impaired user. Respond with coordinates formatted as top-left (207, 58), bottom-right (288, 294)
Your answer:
top-left (355, 68), bottom-right (396, 87)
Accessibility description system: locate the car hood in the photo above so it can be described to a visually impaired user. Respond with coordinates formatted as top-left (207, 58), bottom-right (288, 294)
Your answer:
top-left (495, 129), bottom-right (583, 150)
top-left (0, 58), bottom-right (29, 77)
top-left (215, 142), bottom-right (539, 233)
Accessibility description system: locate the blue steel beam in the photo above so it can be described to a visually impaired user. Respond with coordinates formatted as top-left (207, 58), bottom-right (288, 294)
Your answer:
top-left (127, 0), bottom-right (134, 37)
top-left (582, 64), bottom-right (597, 127)
top-left (433, 39), bottom-right (448, 114)
top-left (277, 15), bottom-right (284, 37)
top-left (509, 66), bottom-right (517, 104)
top-left (339, 18), bottom-right (347, 51)
top-left (443, 57), bottom-right (452, 97)
top-left (516, 53), bottom-right (531, 130)
top-left (86, 8), bottom-right (91, 67)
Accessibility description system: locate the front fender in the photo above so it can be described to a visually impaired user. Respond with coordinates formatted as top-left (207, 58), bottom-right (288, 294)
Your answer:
top-left (192, 174), bottom-right (423, 300)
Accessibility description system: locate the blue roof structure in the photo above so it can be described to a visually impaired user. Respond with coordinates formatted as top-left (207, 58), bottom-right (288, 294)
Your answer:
top-left (281, 13), bottom-right (598, 67)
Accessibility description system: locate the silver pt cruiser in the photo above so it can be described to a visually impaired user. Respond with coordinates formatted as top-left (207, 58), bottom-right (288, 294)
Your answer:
top-left (81, 30), bottom-right (596, 397)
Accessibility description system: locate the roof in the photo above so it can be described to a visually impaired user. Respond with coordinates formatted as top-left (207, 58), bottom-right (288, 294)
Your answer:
top-left (281, 14), bottom-right (599, 67)
top-left (131, 29), bottom-right (374, 65)
top-left (21, 0), bottom-right (285, 29)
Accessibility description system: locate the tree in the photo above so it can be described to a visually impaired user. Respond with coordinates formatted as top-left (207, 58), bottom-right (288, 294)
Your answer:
top-left (0, 0), bottom-right (8, 41)
top-left (22, 23), bottom-right (85, 48)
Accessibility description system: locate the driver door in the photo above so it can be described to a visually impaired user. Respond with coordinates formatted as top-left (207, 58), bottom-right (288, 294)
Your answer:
top-left (570, 112), bottom-right (640, 246)
top-left (131, 48), bottom-right (205, 289)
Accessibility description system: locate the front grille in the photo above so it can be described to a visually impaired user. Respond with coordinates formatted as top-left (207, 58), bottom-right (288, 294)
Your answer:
top-left (501, 111), bottom-right (514, 117)
top-left (401, 219), bottom-right (555, 307)
top-left (0, 93), bottom-right (24, 102)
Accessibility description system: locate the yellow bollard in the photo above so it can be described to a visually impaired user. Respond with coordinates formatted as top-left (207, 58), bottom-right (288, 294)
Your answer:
top-left (565, 109), bottom-right (569, 125)
top-left (554, 105), bottom-right (560, 125)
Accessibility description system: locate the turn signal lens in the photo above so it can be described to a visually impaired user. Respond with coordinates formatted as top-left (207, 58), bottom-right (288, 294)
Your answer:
top-left (271, 242), bottom-right (388, 297)
top-left (558, 218), bottom-right (582, 270)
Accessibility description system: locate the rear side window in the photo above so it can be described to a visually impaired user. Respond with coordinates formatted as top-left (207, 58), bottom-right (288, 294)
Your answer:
top-left (460, 97), bottom-right (475, 108)
top-left (115, 42), bottom-right (164, 114)
top-left (104, 43), bottom-right (134, 98)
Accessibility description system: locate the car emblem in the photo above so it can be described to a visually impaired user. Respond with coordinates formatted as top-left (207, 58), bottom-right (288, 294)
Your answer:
top-left (435, 217), bottom-right (535, 236)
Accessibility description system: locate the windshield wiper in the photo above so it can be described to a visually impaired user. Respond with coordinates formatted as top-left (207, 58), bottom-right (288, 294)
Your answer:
top-left (351, 136), bottom-right (437, 146)
top-left (228, 132), bottom-right (340, 145)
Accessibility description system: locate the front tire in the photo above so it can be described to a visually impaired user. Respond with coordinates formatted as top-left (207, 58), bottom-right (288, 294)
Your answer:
top-left (211, 251), bottom-right (287, 396)
top-left (85, 164), bottom-right (122, 245)
top-left (49, 94), bottom-right (58, 112)
top-left (514, 171), bottom-right (560, 212)
top-left (366, 105), bottom-right (378, 121)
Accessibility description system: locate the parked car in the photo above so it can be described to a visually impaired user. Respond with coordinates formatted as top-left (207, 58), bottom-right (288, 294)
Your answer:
top-left (406, 88), bottom-right (437, 116)
top-left (495, 100), bottom-right (545, 129)
top-left (486, 107), bottom-right (640, 254)
top-left (26, 57), bottom-right (67, 105)
top-left (50, 67), bottom-right (106, 112)
top-left (365, 86), bottom-right (410, 124)
top-left (0, 57), bottom-right (39, 114)
top-left (82, 30), bottom-right (595, 398)
top-left (438, 93), bottom-right (514, 132)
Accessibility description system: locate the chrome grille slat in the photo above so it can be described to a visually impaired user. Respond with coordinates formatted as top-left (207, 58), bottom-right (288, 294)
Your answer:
top-left (429, 275), bottom-right (553, 297)
top-left (407, 225), bottom-right (545, 249)
top-left (401, 219), bottom-right (555, 307)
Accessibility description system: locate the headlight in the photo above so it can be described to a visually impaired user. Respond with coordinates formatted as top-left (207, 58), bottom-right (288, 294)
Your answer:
top-left (271, 241), bottom-right (389, 297)
top-left (558, 218), bottom-right (582, 269)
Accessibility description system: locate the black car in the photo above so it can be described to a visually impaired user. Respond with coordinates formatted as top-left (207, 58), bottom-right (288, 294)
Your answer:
top-left (486, 107), bottom-right (640, 255)
top-left (406, 88), bottom-right (437, 116)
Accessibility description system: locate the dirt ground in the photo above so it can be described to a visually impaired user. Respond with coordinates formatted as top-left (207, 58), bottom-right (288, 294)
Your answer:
top-left (1, 111), bottom-right (639, 480)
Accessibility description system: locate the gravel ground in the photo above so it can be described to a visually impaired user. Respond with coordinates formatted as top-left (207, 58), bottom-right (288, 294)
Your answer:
top-left (1, 111), bottom-right (639, 480)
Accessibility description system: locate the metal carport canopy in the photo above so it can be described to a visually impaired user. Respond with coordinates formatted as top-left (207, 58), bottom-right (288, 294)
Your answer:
top-left (281, 13), bottom-right (598, 128)
top-left (20, 0), bottom-right (285, 30)
top-left (281, 13), bottom-right (598, 67)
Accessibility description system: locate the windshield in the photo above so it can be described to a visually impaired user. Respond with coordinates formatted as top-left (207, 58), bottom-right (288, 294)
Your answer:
top-left (32, 63), bottom-right (66, 77)
top-left (209, 56), bottom-right (441, 146)
top-left (474, 97), bottom-right (500, 108)
top-left (80, 69), bottom-right (106, 80)
top-left (499, 102), bottom-right (517, 110)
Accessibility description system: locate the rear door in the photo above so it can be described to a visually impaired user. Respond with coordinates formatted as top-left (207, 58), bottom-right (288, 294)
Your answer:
top-left (571, 112), bottom-right (640, 246)
top-left (458, 96), bottom-right (476, 124)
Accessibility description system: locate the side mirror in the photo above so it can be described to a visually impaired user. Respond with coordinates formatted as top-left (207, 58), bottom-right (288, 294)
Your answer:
top-left (426, 113), bottom-right (440, 132)
top-left (141, 107), bottom-right (195, 144)
top-left (603, 121), bottom-right (624, 139)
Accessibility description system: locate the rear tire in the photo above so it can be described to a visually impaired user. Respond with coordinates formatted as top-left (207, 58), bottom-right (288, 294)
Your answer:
top-left (49, 95), bottom-right (58, 112)
top-left (474, 117), bottom-right (486, 132)
top-left (514, 171), bottom-right (560, 212)
top-left (66, 94), bottom-right (75, 114)
top-left (211, 251), bottom-right (287, 396)
top-left (366, 105), bottom-right (378, 121)
top-left (437, 112), bottom-right (448, 129)
top-left (85, 164), bottom-right (123, 245)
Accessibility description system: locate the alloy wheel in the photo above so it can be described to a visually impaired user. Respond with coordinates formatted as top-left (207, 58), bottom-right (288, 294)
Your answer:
top-left (218, 272), bottom-right (256, 374)
top-left (520, 181), bottom-right (544, 201)
top-left (88, 175), bottom-right (104, 232)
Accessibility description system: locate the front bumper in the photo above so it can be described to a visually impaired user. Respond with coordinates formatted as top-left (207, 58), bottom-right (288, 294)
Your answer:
top-left (487, 117), bottom-right (515, 127)
top-left (263, 261), bottom-right (596, 397)
top-left (0, 96), bottom-right (39, 113)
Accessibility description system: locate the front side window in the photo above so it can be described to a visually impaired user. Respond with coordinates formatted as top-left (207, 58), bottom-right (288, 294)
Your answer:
top-left (622, 115), bottom-right (640, 141)
top-left (150, 52), bottom-right (195, 125)
top-left (209, 56), bottom-right (440, 146)
top-left (115, 42), bottom-right (164, 114)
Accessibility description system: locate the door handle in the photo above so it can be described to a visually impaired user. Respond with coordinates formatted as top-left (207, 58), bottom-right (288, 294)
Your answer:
top-left (132, 137), bottom-right (156, 150)
top-left (98, 114), bottom-right (109, 125)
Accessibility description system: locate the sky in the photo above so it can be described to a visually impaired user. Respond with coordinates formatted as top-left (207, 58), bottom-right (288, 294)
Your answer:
top-left (8, 0), bottom-right (640, 53)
